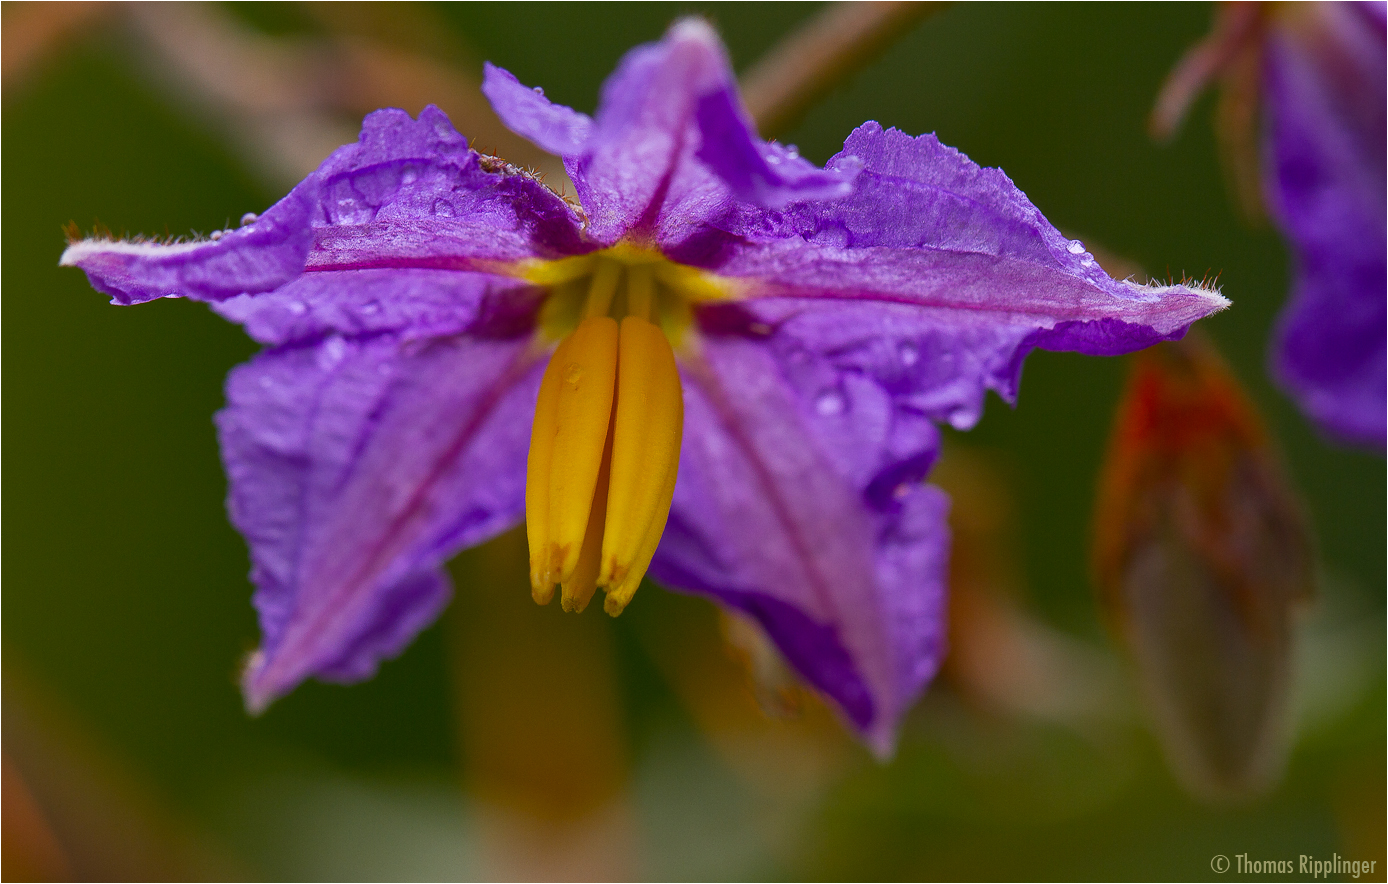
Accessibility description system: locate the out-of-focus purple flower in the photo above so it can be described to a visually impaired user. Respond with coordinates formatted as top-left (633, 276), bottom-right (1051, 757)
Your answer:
top-left (62, 20), bottom-right (1226, 754)
top-left (1155, 2), bottom-right (1386, 449)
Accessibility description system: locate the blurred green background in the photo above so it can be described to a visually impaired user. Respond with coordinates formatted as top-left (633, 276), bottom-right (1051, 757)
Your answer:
top-left (3, 2), bottom-right (1383, 880)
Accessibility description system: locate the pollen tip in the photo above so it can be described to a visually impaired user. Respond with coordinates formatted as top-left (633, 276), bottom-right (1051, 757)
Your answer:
top-left (531, 582), bottom-right (555, 606)
top-left (602, 579), bottom-right (641, 617)
top-left (602, 594), bottom-right (629, 617)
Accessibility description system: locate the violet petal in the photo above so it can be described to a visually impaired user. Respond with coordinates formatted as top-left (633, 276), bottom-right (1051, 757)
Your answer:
top-left (483, 20), bottom-right (857, 246)
top-left (62, 106), bottom-right (588, 304)
top-left (650, 334), bottom-right (948, 754)
top-left (224, 326), bottom-right (543, 711)
top-left (212, 268), bottom-right (542, 347)
top-left (1263, 4), bottom-right (1386, 448)
top-left (481, 62), bottom-right (594, 156)
top-left (59, 180), bottom-right (317, 305)
top-left (679, 123), bottom-right (1227, 430)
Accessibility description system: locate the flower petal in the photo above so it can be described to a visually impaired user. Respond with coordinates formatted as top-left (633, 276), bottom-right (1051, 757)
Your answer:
top-left (212, 268), bottom-right (542, 347)
top-left (484, 21), bottom-right (857, 246)
top-left (650, 334), bottom-right (948, 754)
top-left (62, 106), bottom-right (588, 305)
top-left (305, 105), bottom-right (588, 270)
top-left (1263, 4), bottom-right (1386, 448)
top-left (222, 321), bottom-right (543, 711)
top-left (698, 297), bottom-right (1040, 433)
top-left (481, 62), bottom-right (594, 156)
top-left (59, 181), bottom-right (318, 305)
top-left (681, 122), bottom-right (1227, 413)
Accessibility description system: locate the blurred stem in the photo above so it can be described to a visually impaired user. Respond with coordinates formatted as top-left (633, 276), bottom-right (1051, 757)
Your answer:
top-left (1, 2), bottom-right (113, 99)
top-left (446, 527), bottom-right (636, 878)
top-left (740, 1), bottom-right (946, 139)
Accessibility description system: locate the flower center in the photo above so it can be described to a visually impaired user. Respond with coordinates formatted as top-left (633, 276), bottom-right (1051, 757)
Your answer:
top-left (523, 245), bottom-right (725, 616)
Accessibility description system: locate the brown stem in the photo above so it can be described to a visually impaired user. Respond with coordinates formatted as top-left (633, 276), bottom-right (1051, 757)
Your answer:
top-left (739, 1), bottom-right (946, 139)
top-left (1148, 2), bottom-right (1266, 142)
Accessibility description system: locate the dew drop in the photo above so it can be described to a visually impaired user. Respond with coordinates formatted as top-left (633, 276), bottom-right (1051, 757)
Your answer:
top-left (898, 342), bottom-right (919, 367)
top-left (209, 230), bottom-right (224, 241)
top-left (813, 224), bottom-right (850, 248)
top-left (431, 198), bottom-right (455, 217)
top-left (1066, 240), bottom-right (1085, 255)
top-left (286, 300), bottom-right (307, 315)
top-left (240, 212), bottom-right (258, 226)
top-left (563, 362), bottom-right (583, 387)
top-left (319, 336), bottom-right (347, 369)
top-left (815, 391), bottom-right (845, 416)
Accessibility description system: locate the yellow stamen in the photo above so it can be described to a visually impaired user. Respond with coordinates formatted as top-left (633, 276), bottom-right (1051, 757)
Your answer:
top-left (526, 316), bottom-right (620, 596)
top-left (560, 424), bottom-right (612, 613)
top-left (524, 245), bottom-right (697, 616)
top-left (599, 316), bottom-right (683, 615)
top-left (525, 340), bottom-right (561, 603)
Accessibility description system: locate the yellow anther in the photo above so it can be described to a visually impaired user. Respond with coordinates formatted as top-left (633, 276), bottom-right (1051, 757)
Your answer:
top-left (524, 244), bottom-right (697, 616)
top-left (598, 316), bottom-right (683, 615)
top-left (560, 430), bottom-right (611, 614)
top-left (526, 316), bottom-right (619, 599)
top-left (525, 341), bottom-right (561, 603)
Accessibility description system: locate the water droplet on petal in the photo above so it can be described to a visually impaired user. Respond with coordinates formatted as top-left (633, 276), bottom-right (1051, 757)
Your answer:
top-left (286, 300), bottom-right (307, 315)
top-left (563, 363), bottom-right (583, 388)
top-left (430, 198), bottom-right (455, 217)
top-left (1067, 240), bottom-right (1086, 255)
top-left (813, 225), bottom-right (850, 248)
top-left (898, 342), bottom-right (919, 367)
top-left (240, 212), bottom-right (258, 226)
top-left (815, 391), bottom-right (845, 416)
top-left (209, 230), bottom-right (223, 241)
top-left (319, 336), bottom-right (347, 369)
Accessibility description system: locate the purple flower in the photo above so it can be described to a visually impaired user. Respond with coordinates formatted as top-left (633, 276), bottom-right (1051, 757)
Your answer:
top-left (1264, 2), bottom-right (1386, 448)
top-left (61, 20), bottom-right (1226, 754)
top-left (1155, 2), bottom-right (1386, 449)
